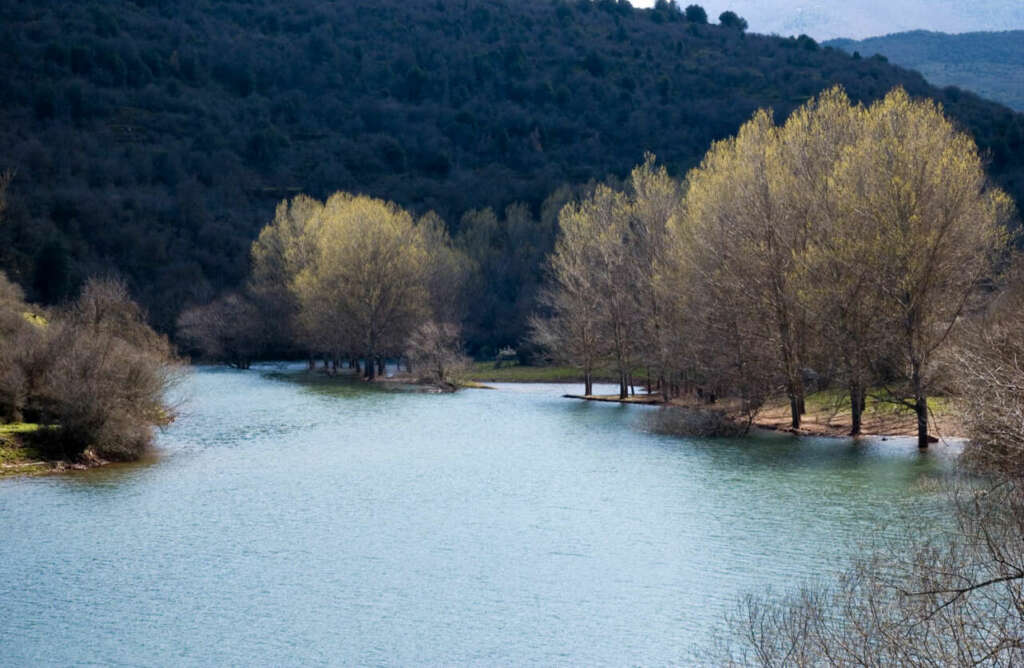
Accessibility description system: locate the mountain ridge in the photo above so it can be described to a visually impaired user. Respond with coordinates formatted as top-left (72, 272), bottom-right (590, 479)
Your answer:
top-left (826, 30), bottom-right (1024, 110)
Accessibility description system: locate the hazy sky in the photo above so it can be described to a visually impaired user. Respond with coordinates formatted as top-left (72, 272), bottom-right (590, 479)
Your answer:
top-left (630, 0), bottom-right (1024, 40)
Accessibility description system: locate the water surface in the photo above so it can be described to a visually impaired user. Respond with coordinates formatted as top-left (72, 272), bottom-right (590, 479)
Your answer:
top-left (0, 365), bottom-right (956, 665)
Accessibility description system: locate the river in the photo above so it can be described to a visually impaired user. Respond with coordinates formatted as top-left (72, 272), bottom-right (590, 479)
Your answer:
top-left (0, 365), bottom-right (957, 665)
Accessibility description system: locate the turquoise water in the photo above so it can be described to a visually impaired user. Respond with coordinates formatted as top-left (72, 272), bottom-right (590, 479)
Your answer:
top-left (0, 365), bottom-right (955, 665)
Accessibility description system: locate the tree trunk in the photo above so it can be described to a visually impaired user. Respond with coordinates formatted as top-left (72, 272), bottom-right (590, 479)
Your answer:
top-left (365, 352), bottom-right (376, 380)
top-left (789, 394), bottom-right (801, 429)
top-left (912, 359), bottom-right (928, 449)
top-left (916, 395), bottom-right (929, 449)
top-left (849, 379), bottom-right (863, 436)
top-left (377, 357), bottom-right (385, 377)
top-left (584, 371), bottom-right (593, 397)
top-left (619, 370), bottom-right (628, 400)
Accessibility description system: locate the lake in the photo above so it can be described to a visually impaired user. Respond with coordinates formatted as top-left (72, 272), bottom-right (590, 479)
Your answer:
top-left (0, 365), bottom-right (957, 665)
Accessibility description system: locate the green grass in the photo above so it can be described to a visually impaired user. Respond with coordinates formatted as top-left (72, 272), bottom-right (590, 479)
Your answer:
top-left (0, 422), bottom-right (41, 435)
top-left (802, 389), bottom-right (952, 415)
top-left (0, 423), bottom-right (46, 474)
top-left (462, 362), bottom-right (589, 383)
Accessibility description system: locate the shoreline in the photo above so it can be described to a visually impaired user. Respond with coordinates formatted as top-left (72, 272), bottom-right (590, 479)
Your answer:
top-left (561, 392), bottom-right (964, 441)
top-left (0, 424), bottom-right (115, 479)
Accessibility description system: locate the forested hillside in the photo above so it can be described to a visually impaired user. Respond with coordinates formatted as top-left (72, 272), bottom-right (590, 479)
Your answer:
top-left (827, 31), bottom-right (1024, 111)
top-left (1, 0), bottom-right (1022, 351)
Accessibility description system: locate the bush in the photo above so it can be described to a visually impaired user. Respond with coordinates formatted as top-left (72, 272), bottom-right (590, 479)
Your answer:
top-left (644, 406), bottom-right (749, 438)
top-left (1, 275), bottom-right (180, 462)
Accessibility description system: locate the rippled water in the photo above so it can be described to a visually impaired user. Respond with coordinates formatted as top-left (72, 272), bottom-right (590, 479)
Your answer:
top-left (0, 365), bottom-right (957, 665)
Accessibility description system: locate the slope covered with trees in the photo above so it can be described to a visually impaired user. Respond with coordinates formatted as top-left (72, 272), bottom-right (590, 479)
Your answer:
top-left (1, 0), bottom-right (1022, 352)
top-left (827, 30), bottom-right (1024, 111)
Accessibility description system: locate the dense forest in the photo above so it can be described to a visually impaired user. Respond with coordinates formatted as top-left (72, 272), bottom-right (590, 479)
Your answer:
top-left (1, 0), bottom-right (1023, 353)
top-left (827, 30), bottom-right (1024, 111)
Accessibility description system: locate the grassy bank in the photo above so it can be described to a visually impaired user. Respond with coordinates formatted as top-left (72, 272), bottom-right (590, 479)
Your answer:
top-left (0, 423), bottom-right (49, 478)
top-left (461, 361), bottom-right (633, 384)
top-left (462, 362), bottom-right (585, 383)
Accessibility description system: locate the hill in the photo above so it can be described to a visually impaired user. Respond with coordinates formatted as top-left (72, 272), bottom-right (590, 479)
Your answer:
top-left (826, 31), bottom-right (1024, 111)
top-left (0, 0), bottom-right (1022, 351)
top-left (664, 1), bottom-right (1024, 41)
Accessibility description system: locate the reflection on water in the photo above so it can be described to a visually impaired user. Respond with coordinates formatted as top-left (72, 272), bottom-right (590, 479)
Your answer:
top-left (0, 365), bottom-right (954, 665)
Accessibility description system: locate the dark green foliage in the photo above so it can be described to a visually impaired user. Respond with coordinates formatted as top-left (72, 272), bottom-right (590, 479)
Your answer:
top-left (826, 30), bottom-right (1024, 111)
top-left (684, 4), bottom-right (708, 24)
top-left (0, 0), bottom-right (1021, 352)
top-left (718, 11), bottom-right (747, 32)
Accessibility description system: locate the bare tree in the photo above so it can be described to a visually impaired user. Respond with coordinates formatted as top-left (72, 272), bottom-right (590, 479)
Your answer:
top-left (405, 321), bottom-right (468, 389)
top-left (176, 292), bottom-right (268, 369)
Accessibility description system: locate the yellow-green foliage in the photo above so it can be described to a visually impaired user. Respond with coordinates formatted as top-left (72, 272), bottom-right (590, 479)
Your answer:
top-left (675, 85), bottom-right (1012, 439)
top-left (250, 191), bottom-right (468, 368)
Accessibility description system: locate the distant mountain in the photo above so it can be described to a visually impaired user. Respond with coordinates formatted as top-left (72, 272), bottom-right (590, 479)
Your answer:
top-left (826, 30), bottom-right (1024, 111)
top-left (649, 1), bottom-right (1024, 41)
top-left (0, 0), bottom-right (1022, 348)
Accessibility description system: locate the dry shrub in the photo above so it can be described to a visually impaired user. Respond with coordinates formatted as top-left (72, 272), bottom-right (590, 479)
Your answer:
top-left (1, 275), bottom-right (180, 461)
top-left (709, 481), bottom-right (1024, 666)
top-left (405, 320), bottom-right (468, 387)
top-left (644, 406), bottom-right (750, 438)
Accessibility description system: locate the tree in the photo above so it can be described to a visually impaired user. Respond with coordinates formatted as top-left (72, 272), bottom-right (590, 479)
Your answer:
top-left (775, 88), bottom-right (873, 434)
top-left (684, 4), bottom-right (708, 24)
top-left (718, 11), bottom-right (747, 31)
top-left (948, 258), bottom-right (1024, 475)
top-left (290, 193), bottom-right (432, 379)
top-left (833, 88), bottom-right (1012, 448)
top-left (405, 321), bottom-right (468, 389)
top-left (624, 154), bottom-right (685, 400)
top-left (0, 272), bottom-right (40, 423)
top-left (176, 292), bottom-right (267, 369)
top-left (249, 194), bottom-right (324, 352)
top-left (684, 109), bottom-right (811, 428)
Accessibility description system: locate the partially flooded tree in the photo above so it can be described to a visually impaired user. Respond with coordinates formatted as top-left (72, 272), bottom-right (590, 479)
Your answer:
top-left (685, 109), bottom-right (810, 427)
top-left (530, 195), bottom-right (606, 396)
top-left (833, 88), bottom-right (1011, 448)
top-left (533, 185), bottom-right (638, 398)
top-left (779, 88), bottom-right (875, 434)
top-left (628, 154), bottom-right (686, 400)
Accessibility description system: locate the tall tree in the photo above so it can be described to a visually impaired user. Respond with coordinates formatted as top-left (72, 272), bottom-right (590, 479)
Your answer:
top-left (685, 109), bottom-right (811, 428)
top-left (291, 193), bottom-right (432, 379)
top-left (833, 88), bottom-right (1012, 447)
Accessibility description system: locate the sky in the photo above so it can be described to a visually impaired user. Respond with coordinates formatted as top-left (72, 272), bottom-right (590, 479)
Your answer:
top-left (630, 0), bottom-right (1024, 40)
